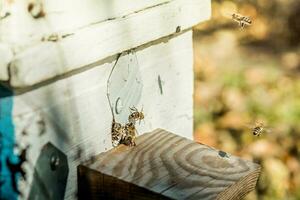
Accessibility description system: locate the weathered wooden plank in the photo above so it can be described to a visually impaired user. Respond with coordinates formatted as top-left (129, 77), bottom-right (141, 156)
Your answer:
top-left (79, 129), bottom-right (260, 200)
top-left (4, 0), bottom-right (211, 87)
top-left (78, 165), bottom-right (171, 200)
top-left (12, 31), bottom-right (194, 199)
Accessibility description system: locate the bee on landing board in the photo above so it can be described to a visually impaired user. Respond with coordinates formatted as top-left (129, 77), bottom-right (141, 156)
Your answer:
top-left (120, 122), bottom-right (137, 146)
top-left (231, 13), bottom-right (252, 29)
top-left (111, 120), bottom-right (137, 147)
top-left (128, 106), bottom-right (144, 125)
top-left (110, 106), bottom-right (144, 147)
top-left (245, 122), bottom-right (271, 136)
top-left (111, 120), bottom-right (125, 147)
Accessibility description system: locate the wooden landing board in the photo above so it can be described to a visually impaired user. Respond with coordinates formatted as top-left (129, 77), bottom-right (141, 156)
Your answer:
top-left (78, 129), bottom-right (260, 200)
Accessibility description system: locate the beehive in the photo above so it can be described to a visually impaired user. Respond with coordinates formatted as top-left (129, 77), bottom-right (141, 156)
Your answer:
top-left (0, 0), bottom-right (211, 199)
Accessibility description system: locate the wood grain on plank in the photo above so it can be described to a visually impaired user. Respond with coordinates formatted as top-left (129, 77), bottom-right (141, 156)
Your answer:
top-left (6, 0), bottom-right (211, 87)
top-left (79, 129), bottom-right (260, 200)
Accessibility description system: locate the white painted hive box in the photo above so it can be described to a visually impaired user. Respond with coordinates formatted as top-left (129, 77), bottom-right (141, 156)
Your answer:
top-left (0, 0), bottom-right (211, 199)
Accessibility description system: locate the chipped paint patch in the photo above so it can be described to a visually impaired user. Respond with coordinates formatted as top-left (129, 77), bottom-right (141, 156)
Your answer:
top-left (158, 75), bottom-right (163, 95)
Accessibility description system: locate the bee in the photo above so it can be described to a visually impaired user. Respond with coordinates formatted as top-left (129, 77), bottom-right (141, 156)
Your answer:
top-left (245, 122), bottom-right (271, 136)
top-left (110, 106), bottom-right (144, 147)
top-left (231, 13), bottom-right (252, 29)
top-left (121, 122), bottom-right (137, 146)
top-left (128, 106), bottom-right (144, 124)
top-left (111, 120), bottom-right (125, 147)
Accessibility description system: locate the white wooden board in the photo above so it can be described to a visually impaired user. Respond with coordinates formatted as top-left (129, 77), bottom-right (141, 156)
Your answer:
top-left (0, 0), bottom-right (211, 87)
top-left (12, 31), bottom-right (194, 199)
top-left (0, 0), bottom-right (172, 44)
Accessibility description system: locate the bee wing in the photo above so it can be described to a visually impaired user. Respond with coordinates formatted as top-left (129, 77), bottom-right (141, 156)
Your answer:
top-left (135, 129), bottom-right (139, 136)
top-left (263, 127), bottom-right (272, 134)
top-left (224, 13), bottom-right (234, 19)
top-left (129, 107), bottom-right (134, 112)
top-left (243, 123), bottom-right (254, 129)
top-left (232, 18), bottom-right (239, 24)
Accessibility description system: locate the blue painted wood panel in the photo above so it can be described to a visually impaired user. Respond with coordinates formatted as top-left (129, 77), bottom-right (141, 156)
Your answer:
top-left (0, 85), bottom-right (17, 200)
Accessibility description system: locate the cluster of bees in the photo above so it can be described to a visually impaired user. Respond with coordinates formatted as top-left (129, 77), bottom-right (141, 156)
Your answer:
top-left (111, 106), bottom-right (144, 147)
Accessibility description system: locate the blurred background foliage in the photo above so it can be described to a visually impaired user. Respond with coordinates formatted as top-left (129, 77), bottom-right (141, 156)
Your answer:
top-left (193, 0), bottom-right (300, 199)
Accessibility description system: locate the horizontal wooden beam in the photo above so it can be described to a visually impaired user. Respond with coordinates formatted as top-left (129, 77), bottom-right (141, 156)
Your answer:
top-left (2, 0), bottom-right (211, 87)
top-left (0, 0), bottom-right (172, 45)
top-left (0, 0), bottom-right (176, 83)
top-left (78, 129), bottom-right (260, 200)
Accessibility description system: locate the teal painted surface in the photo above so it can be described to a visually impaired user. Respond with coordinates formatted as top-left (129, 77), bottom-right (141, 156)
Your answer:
top-left (0, 85), bottom-right (18, 200)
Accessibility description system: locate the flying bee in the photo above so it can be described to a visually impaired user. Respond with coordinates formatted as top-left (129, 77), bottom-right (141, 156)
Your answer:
top-left (128, 106), bottom-right (144, 125)
top-left (245, 122), bottom-right (271, 136)
top-left (231, 13), bottom-right (252, 29)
